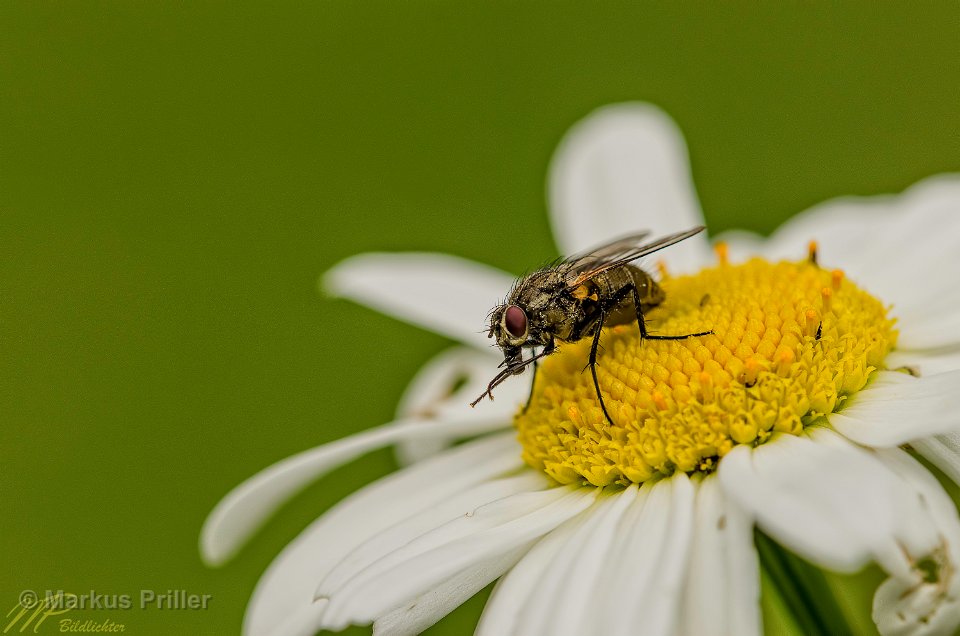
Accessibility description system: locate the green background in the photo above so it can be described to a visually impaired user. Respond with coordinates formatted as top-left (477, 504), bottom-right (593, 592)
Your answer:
top-left (2, 3), bottom-right (959, 635)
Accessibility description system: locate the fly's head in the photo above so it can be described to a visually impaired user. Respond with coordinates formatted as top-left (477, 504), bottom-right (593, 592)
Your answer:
top-left (487, 302), bottom-right (532, 369)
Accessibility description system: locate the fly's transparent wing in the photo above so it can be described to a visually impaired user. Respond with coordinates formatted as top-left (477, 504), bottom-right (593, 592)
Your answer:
top-left (563, 226), bottom-right (705, 288)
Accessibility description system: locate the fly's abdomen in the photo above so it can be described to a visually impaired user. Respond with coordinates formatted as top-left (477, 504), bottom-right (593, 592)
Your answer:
top-left (625, 265), bottom-right (664, 309)
top-left (591, 266), bottom-right (660, 329)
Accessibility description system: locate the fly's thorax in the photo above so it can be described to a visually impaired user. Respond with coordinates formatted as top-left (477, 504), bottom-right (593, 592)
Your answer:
top-left (504, 270), bottom-right (578, 343)
top-left (509, 271), bottom-right (567, 312)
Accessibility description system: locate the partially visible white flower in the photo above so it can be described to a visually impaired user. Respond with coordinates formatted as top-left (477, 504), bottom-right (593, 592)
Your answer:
top-left (201, 103), bottom-right (960, 636)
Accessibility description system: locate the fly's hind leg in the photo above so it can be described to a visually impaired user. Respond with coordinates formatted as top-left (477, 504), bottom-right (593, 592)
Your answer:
top-left (629, 283), bottom-right (713, 341)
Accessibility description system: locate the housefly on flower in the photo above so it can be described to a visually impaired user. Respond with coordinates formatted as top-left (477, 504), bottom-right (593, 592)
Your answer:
top-left (471, 226), bottom-right (713, 425)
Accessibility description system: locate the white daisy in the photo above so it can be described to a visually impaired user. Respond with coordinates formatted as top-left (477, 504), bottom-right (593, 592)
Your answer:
top-left (201, 103), bottom-right (960, 636)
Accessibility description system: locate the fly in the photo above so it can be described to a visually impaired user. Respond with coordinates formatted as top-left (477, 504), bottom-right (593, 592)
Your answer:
top-left (471, 226), bottom-right (713, 425)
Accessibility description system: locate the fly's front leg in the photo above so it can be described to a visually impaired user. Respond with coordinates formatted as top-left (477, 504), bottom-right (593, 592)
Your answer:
top-left (522, 338), bottom-right (555, 413)
top-left (588, 307), bottom-right (617, 427)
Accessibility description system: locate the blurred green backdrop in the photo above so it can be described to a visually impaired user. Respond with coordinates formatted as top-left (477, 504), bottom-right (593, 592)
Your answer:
top-left (2, 3), bottom-right (959, 635)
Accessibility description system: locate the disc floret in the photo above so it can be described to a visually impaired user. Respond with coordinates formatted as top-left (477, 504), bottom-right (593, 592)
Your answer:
top-left (516, 258), bottom-right (897, 486)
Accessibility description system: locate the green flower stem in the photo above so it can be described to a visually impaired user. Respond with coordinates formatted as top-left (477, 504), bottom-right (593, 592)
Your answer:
top-left (755, 530), bottom-right (856, 636)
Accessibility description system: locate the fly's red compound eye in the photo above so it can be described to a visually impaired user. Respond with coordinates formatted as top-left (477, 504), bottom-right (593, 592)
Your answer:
top-left (504, 305), bottom-right (527, 338)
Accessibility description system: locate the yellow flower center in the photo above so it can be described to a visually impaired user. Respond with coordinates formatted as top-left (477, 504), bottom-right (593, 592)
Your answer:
top-left (515, 257), bottom-right (897, 487)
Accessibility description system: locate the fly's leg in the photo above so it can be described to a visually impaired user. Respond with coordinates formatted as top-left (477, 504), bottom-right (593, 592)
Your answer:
top-left (628, 283), bottom-right (713, 340)
top-left (522, 339), bottom-right (554, 413)
top-left (588, 306), bottom-right (617, 427)
top-left (522, 357), bottom-right (538, 413)
top-left (584, 283), bottom-right (712, 427)
top-left (582, 285), bottom-right (637, 427)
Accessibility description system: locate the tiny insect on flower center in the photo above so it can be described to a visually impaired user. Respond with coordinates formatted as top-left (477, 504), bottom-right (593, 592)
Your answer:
top-left (515, 256), bottom-right (898, 487)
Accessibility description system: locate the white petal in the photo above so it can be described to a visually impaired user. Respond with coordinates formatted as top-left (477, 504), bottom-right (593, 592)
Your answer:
top-left (477, 508), bottom-right (592, 636)
top-left (316, 472), bottom-right (547, 597)
top-left (885, 348), bottom-right (960, 377)
top-left (320, 485), bottom-right (597, 630)
top-left (393, 347), bottom-right (528, 466)
top-left (679, 476), bottom-right (761, 636)
top-left (513, 486), bottom-right (639, 636)
top-left (858, 177), bottom-right (960, 312)
top-left (202, 414), bottom-right (514, 567)
top-left (265, 599), bottom-right (329, 636)
top-left (722, 431), bottom-right (960, 636)
top-left (763, 175), bottom-right (960, 348)
top-left (912, 432), bottom-right (960, 487)
top-left (323, 252), bottom-right (515, 351)
top-left (871, 448), bottom-right (960, 636)
top-left (372, 545), bottom-right (528, 636)
top-left (764, 175), bottom-right (960, 274)
top-left (829, 370), bottom-right (960, 448)
top-left (595, 474), bottom-right (696, 636)
top-left (719, 428), bottom-right (937, 575)
top-left (711, 229), bottom-right (766, 264)
top-left (898, 313), bottom-right (960, 351)
top-left (241, 432), bottom-right (521, 636)
top-left (761, 192), bottom-right (899, 265)
top-left (548, 103), bottom-right (710, 273)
